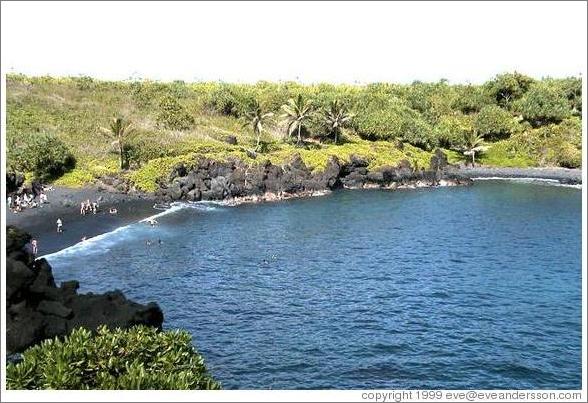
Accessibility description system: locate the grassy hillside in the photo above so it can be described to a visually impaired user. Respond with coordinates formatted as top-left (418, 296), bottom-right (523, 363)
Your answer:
top-left (6, 73), bottom-right (581, 191)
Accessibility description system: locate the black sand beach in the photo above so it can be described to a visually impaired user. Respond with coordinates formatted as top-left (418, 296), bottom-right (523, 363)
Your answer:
top-left (448, 166), bottom-right (583, 184)
top-left (6, 187), bottom-right (157, 256)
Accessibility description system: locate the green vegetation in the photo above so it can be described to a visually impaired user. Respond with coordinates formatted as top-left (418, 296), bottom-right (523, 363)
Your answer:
top-left (6, 325), bottom-right (220, 390)
top-left (7, 132), bottom-right (75, 181)
top-left (6, 72), bottom-right (582, 190)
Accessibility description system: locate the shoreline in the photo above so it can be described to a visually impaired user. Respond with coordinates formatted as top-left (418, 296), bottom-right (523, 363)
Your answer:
top-left (6, 166), bottom-right (582, 256)
top-left (447, 166), bottom-right (582, 184)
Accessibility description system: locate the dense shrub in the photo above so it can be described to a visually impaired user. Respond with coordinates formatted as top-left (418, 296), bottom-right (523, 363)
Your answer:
top-left (206, 84), bottom-right (256, 117)
top-left (474, 105), bottom-right (518, 140)
top-left (435, 114), bottom-right (474, 149)
top-left (8, 133), bottom-right (75, 180)
top-left (484, 72), bottom-right (535, 107)
top-left (513, 82), bottom-right (571, 127)
top-left (552, 77), bottom-right (582, 115)
top-left (156, 95), bottom-right (195, 130)
top-left (352, 98), bottom-right (438, 150)
top-left (6, 326), bottom-right (221, 390)
top-left (452, 84), bottom-right (493, 114)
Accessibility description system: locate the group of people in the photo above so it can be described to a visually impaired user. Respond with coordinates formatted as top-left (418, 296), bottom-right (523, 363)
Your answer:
top-left (80, 199), bottom-right (99, 215)
top-left (7, 191), bottom-right (49, 213)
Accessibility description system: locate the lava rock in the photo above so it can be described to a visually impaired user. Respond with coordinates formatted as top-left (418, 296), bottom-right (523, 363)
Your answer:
top-left (6, 226), bottom-right (164, 355)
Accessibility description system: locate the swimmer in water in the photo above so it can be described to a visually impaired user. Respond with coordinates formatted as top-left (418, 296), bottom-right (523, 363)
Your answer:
top-left (148, 218), bottom-right (158, 227)
top-left (146, 239), bottom-right (152, 246)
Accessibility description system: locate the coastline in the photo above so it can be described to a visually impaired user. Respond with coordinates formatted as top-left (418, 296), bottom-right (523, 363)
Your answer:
top-left (447, 166), bottom-right (582, 184)
top-left (6, 166), bottom-right (582, 256)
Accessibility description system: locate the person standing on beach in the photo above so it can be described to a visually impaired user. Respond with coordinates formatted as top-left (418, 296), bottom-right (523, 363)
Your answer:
top-left (31, 239), bottom-right (38, 256)
top-left (80, 201), bottom-right (86, 215)
top-left (56, 218), bottom-right (63, 233)
top-left (7, 196), bottom-right (12, 209)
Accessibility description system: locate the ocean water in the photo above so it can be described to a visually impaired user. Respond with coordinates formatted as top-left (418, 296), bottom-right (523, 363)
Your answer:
top-left (45, 181), bottom-right (582, 389)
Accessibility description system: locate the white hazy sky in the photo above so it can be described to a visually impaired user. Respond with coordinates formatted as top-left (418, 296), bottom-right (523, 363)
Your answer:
top-left (1, 1), bottom-right (586, 84)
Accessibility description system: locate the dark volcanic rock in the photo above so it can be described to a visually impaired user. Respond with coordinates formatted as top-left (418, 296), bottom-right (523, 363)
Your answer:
top-left (154, 149), bottom-right (468, 202)
top-left (5, 226), bottom-right (164, 355)
top-left (6, 172), bottom-right (25, 194)
top-left (224, 135), bottom-right (238, 145)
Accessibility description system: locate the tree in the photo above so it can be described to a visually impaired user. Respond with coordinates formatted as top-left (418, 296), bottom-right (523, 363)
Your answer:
top-left (513, 82), bottom-right (571, 127)
top-left (321, 100), bottom-right (353, 144)
top-left (100, 117), bottom-right (135, 169)
top-left (484, 72), bottom-right (535, 107)
top-left (243, 100), bottom-right (274, 150)
top-left (281, 94), bottom-right (313, 145)
top-left (9, 133), bottom-right (75, 181)
top-left (474, 105), bottom-right (518, 140)
top-left (462, 130), bottom-right (486, 166)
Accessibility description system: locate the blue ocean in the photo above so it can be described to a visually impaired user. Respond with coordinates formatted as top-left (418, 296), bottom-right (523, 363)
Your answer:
top-left (45, 180), bottom-right (582, 389)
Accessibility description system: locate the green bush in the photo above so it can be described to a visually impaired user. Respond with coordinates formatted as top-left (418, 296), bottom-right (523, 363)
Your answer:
top-left (435, 114), bottom-right (474, 149)
top-left (352, 98), bottom-right (436, 147)
top-left (475, 105), bottom-right (518, 140)
top-left (514, 82), bottom-right (571, 126)
top-left (156, 95), bottom-right (195, 130)
top-left (6, 326), bottom-right (221, 390)
top-left (206, 84), bottom-right (256, 117)
top-left (484, 72), bottom-right (535, 107)
top-left (452, 84), bottom-right (492, 114)
top-left (8, 132), bottom-right (75, 180)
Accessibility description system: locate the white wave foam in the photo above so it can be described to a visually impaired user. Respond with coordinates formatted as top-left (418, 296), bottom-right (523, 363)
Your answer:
top-left (40, 222), bottom-right (136, 260)
top-left (472, 177), bottom-right (581, 189)
top-left (41, 201), bottom-right (226, 261)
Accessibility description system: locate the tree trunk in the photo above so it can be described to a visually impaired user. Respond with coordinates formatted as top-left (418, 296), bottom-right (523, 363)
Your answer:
top-left (472, 151), bottom-right (475, 166)
top-left (334, 129), bottom-right (338, 144)
top-left (256, 132), bottom-right (260, 151)
top-left (119, 141), bottom-right (124, 170)
top-left (297, 125), bottom-right (301, 145)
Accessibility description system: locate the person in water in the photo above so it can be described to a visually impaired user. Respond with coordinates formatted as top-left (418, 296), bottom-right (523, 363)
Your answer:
top-left (56, 218), bottom-right (63, 233)
top-left (148, 218), bottom-right (158, 227)
top-left (146, 239), bottom-right (152, 246)
top-left (109, 207), bottom-right (118, 214)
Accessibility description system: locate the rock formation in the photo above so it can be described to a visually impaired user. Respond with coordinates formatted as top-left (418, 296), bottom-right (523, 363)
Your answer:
top-left (6, 226), bottom-right (164, 355)
top-left (155, 149), bottom-right (472, 202)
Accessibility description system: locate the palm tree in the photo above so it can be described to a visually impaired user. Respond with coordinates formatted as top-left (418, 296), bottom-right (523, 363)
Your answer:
top-left (244, 101), bottom-right (274, 151)
top-left (322, 100), bottom-right (353, 144)
top-left (281, 94), bottom-right (313, 145)
top-left (100, 117), bottom-right (134, 169)
top-left (462, 130), bottom-right (485, 166)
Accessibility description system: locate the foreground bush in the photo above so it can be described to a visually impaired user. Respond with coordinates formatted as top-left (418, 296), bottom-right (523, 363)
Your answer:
top-left (8, 132), bottom-right (75, 180)
top-left (6, 326), bottom-right (221, 390)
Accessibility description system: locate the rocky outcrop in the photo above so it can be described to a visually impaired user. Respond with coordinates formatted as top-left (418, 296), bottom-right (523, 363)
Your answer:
top-left (6, 226), bottom-right (164, 355)
top-left (6, 172), bottom-right (25, 194)
top-left (155, 149), bottom-right (472, 203)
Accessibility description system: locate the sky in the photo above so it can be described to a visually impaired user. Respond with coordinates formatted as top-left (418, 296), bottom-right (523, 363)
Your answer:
top-left (1, 1), bottom-right (586, 84)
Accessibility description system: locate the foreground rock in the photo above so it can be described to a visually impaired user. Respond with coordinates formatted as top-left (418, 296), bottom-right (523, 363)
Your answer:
top-left (155, 149), bottom-right (473, 203)
top-left (6, 226), bottom-right (164, 355)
